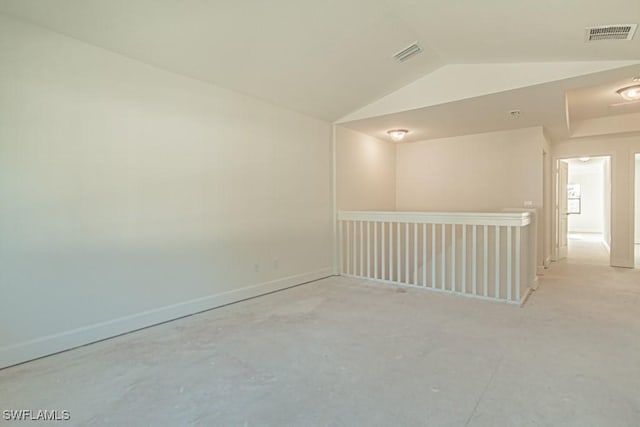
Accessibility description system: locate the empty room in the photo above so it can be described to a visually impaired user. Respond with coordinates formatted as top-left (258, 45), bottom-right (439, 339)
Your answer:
top-left (1, 1), bottom-right (640, 426)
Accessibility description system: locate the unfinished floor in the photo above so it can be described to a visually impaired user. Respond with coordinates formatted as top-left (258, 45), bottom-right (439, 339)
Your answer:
top-left (2, 260), bottom-right (640, 426)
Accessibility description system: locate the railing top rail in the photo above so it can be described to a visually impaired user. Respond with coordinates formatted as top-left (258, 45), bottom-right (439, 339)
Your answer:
top-left (338, 210), bottom-right (531, 227)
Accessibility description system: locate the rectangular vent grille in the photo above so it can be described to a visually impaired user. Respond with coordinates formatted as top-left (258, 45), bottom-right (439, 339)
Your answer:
top-left (393, 42), bottom-right (422, 62)
top-left (585, 24), bottom-right (637, 41)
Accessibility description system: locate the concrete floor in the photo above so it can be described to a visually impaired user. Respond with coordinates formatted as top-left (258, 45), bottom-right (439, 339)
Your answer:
top-left (2, 261), bottom-right (640, 426)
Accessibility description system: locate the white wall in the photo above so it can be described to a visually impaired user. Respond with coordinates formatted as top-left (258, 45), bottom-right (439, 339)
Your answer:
top-left (0, 15), bottom-right (333, 368)
top-left (552, 133), bottom-right (640, 268)
top-left (396, 127), bottom-right (544, 211)
top-left (567, 165), bottom-right (604, 233)
top-left (336, 127), bottom-right (396, 211)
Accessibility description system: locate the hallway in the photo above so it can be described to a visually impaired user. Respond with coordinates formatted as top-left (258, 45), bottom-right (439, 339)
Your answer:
top-left (567, 233), bottom-right (610, 266)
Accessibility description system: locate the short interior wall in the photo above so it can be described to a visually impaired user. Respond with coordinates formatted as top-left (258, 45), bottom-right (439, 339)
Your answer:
top-left (0, 16), bottom-right (333, 368)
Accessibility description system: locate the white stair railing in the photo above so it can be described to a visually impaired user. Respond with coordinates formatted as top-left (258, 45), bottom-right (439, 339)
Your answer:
top-left (337, 211), bottom-right (536, 305)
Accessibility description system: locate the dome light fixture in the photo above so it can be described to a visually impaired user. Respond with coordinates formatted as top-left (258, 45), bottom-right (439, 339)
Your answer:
top-left (387, 129), bottom-right (409, 142)
top-left (616, 85), bottom-right (640, 101)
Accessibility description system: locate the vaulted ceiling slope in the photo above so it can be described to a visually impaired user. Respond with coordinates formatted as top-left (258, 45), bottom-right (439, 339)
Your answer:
top-left (340, 64), bottom-right (640, 143)
top-left (1, 0), bottom-right (639, 121)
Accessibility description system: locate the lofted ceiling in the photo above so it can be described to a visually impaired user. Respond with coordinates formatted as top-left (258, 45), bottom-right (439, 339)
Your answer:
top-left (340, 65), bottom-right (640, 143)
top-left (1, 0), bottom-right (640, 122)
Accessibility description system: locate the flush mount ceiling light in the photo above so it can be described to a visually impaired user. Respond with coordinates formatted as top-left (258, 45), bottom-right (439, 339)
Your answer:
top-left (617, 85), bottom-right (640, 101)
top-left (387, 129), bottom-right (409, 142)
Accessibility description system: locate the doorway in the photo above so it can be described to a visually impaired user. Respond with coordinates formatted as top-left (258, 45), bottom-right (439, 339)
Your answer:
top-left (556, 156), bottom-right (611, 265)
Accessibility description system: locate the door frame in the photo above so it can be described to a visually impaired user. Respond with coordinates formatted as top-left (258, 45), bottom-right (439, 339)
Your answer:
top-left (552, 154), bottom-right (613, 263)
top-left (557, 160), bottom-right (569, 261)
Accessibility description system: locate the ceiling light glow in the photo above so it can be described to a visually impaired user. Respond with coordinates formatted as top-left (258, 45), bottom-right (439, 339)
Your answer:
top-left (387, 129), bottom-right (409, 142)
top-left (616, 85), bottom-right (640, 101)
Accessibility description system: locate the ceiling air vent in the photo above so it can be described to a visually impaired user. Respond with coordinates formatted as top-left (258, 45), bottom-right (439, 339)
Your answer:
top-left (585, 24), bottom-right (637, 41)
top-left (393, 42), bottom-right (422, 62)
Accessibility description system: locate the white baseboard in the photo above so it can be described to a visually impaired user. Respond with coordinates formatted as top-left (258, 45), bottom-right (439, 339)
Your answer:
top-left (602, 239), bottom-right (611, 253)
top-left (544, 256), bottom-right (552, 268)
top-left (520, 287), bottom-right (534, 307)
top-left (611, 258), bottom-right (634, 268)
top-left (519, 277), bottom-right (538, 307)
top-left (530, 276), bottom-right (539, 290)
top-left (0, 268), bottom-right (332, 370)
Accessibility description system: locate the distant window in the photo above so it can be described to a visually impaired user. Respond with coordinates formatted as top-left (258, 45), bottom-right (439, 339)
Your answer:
top-left (567, 184), bottom-right (581, 214)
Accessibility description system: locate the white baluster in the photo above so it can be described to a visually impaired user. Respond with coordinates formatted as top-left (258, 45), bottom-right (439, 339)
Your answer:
top-left (431, 223), bottom-right (436, 288)
top-left (346, 221), bottom-right (351, 276)
top-left (389, 222), bottom-right (394, 281)
top-left (462, 225), bottom-right (467, 294)
top-left (422, 223), bottom-right (427, 287)
top-left (397, 222), bottom-right (401, 283)
top-left (382, 222), bottom-right (386, 281)
top-left (374, 222), bottom-right (378, 280)
top-left (472, 225), bottom-right (477, 295)
top-left (366, 221), bottom-right (371, 278)
top-left (339, 220), bottom-right (343, 274)
top-left (451, 224), bottom-right (456, 292)
top-left (359, 221), bottom-right (363, 277)
top-left (515, 226), bottom-right (521, 303)
top-left (405, 222), bottom-right (409, 284)
top-left (507, 226), bottom-right (512, 301)
top-left (413, 223), bottom-right (418, 286)
top-left (483, 224), bottom-right (488, 297)
top-left (353, 221), bottom-right (357, 276)
top-left (441, 223), bottom-right (446, 290)
top-left (495, 225), bottom-right (500, 299)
